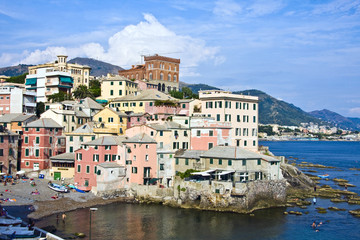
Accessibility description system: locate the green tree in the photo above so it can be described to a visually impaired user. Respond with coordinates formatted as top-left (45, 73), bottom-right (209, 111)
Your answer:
top-left (7, 73), bottom-right (28, 84)
top-left (36, 102), bottom-right (45, 118)
top-left (182, 87), bottom-right (193, 99)
top-left (47, 91), bottom-right (72, 103)
top-left (72, 85), bottom-right (93, 99)
top-left (89, 79), bottom-right (101, 98)
top-left (169, 90), bottom-right (184, 99)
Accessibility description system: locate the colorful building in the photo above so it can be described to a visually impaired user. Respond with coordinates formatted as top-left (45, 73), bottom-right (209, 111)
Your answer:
top-left (21, 118), bottom-right (65, 171)
top-left (118, 54), bottom-right (180, 93)
top-left (74, 136), bottom-right (127, 191)
top-left (199, 90), bottom-right (259, 151)
top-left (93, 107), bottom-right (127, 135)
top-left (0, 83), bottom-right (36, 114)
top-left (28, 55), bottom-right (91, 90)
top-left (0, 129), bottom-right (20, 174)
top-left (98, 74), bottom-right (138, 101)
top-left (49, 152), bottom-right (75, 180)
top-left (123, 133), bottom-right (157, 185)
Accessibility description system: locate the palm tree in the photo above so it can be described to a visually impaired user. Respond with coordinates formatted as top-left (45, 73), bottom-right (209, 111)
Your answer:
top-left (72, 85), bottom-right (93, 99)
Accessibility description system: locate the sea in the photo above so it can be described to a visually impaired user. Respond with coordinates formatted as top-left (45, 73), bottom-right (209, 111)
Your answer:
top-left (36, 141), bottom-right (360, 240)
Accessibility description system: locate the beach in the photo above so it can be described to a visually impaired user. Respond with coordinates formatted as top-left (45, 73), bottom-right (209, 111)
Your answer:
top-left (0, 177), bottom-right (129, 220)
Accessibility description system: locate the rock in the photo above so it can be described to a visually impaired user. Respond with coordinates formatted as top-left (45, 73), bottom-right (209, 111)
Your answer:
top-left (328, 207), bottom-right (345, 211)
top-left (316, 207), bottom-right (326, 211)
top-left (333, 178), bottom-right (349, 183)
top-left (349, 209), bottom-right (360, 216)
top-left (317, 209), bottom-right (327, 214)
top-left (295, 211), bottom-right (302, 215)
top-left (249, 213), bottom-right (255, 217)
top-left (330, 198), bottom-right (348, 203)
top-left (283, 212), bottom-right (288, 215)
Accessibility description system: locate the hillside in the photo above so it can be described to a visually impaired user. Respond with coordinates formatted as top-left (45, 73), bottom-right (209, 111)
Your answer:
top-left (0, 64), bottom-right (32, 76)
top-left (68, 58), bottom-right (124, 77)
top-left (309, 109), bottom-right (360, 131)
top-left (179, 82), bottom-right (220, 92)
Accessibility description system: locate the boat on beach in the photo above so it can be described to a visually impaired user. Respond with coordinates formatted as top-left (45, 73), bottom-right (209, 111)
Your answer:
top-left (48, 183), bottom-right (69, 193)
top-left (0, 218), bottom-right (22, 226)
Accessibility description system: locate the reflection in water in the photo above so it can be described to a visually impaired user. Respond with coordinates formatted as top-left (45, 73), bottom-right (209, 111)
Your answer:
top-left (36, 203), bottom-right (286, 240)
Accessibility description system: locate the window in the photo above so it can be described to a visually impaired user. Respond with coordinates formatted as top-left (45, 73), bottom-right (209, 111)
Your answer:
top-left (36, 137), bottom-right (39, 144)
top-left (185, 158), bottom-right (189, 165)
top-left (25, 149), bottom-right (29, 156)
top-left (208, 143), bottom-right (213, 149)
top-left (242, 160), bottom-right (246, 166)
top-left (184, 131), bottom-right (188, 137)
top-left (216, 114), bottom-right (220, 121)
top-left (86, 166), bottom-right (90, 173)
top-left (49, 137), bottom-right (52, 144)
top-left (111, 81), bottom-right (114, 85)
top-left (112, 155), bottom-right (117, 161)
top-left (253, 104), bottom-right (257, 110)
top-left (70, 146), bottom-right (73, 153)
top-left (160, 154), bottom-right (164, 158)
top-left (110, 90), bottom-right (114, 96)
top-left (257, 159), bottom-right (261, 165)
top-left (77, 164), bottom-right (81, 173)
top-left (25, 127), bottom-right (28, 132)
top-left (49, 149), bottom-right (52, 157)
top-left (119, 90), bottom-right (122, 95)
top-left (197, 130), bottom-right (201, 136)
top-left (253, 116), bottom-right (256, 123)
top-left (36, 127), bottom-right (40, 132)
top-left (119, 81), bottom-right (122, 85)
top-left (108, 117), bottom-right (113, 123)
top-left (105, 145), bottom-right (111, 150)
top-left (70, 136), bottom-right (73, 142)
top-left (94, 166), bottom-right (97, 174)
top-left (209, 130), bottom-right (213, 136)
top-left (35, 149), bottom-right (39, 157)
top-left (99, 117), bottom-right (102, 122)
top-left (145, 155), bottom-right (149, 161)
top-left (132, 167), bottom-right (138, 173)
top-left (93, 154), bottom-right (99, 162)
top-left (210, 158), bottom-right (213, 164)
top-left (219, 159), bottom-right (222, 165)
top-left (18, 121), bottom-right (21, 126)
top-left (159, 142), bottom-right (163, 148)
top-left (244, 140), bottom-right (247, 146)
top-left (104, 154), bottom-right (111, 161)
top-left (160, 164), bottom-right (164, 170)
top-left (228, 160), bottom-right (232, 166)
top-left (253, 140), bottom-right (256, 146)
top-left (175, 158), bottom-right (179, 165)
top-left (237, 115), bottom-right (241, 122)
top-left (77, 153), bottom-right (82, 160)
top-left (24, 136), bottom-right (28, 144)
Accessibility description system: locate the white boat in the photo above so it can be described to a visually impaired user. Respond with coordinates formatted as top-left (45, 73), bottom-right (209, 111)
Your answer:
top-left (1, 229), bottom-right (35, 236)
top-left (48, 183), bottom-right (68, 193)
top-left (0, 218), bottom-right (22, 226)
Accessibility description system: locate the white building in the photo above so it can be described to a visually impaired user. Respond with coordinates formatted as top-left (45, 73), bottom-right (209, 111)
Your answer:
top-left (0, 83), bottom-right (36, 114)
top-left (199, 90), bottom-right (259, 151)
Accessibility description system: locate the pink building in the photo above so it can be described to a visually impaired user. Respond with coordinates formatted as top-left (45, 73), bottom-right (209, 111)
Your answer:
top-left (74, 136), bottom-right (127, 191)
top-left (21, 118), bottom-right (65, 171)
top-left (0, 130), bottom-right (20, 174)
top-left (127, 112), bottom-right (150, 128)
top-left (189, 117), bottom-right (232, 151)
top-left (134, 79), bottom-right (158, 91)
top-left (123, 133), bottom-right (158, 185)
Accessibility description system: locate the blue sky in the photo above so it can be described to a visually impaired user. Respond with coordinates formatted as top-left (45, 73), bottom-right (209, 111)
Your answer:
top-left (1, 0), bottom-right (360, 118)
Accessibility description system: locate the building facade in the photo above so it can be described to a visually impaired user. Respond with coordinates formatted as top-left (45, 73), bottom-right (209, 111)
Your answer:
top-left (0, 83), bottom-right (36, 114)
top-left (21, 119), bottom-right (65, 170)
top-left (199, 90), bottom-right (259, 151)
top-left (28, 55), bottom-right (91, 90)
top-left (119, 54), bottom-right (180, 93)
top-left (99, 74), bottom-right (138, 101)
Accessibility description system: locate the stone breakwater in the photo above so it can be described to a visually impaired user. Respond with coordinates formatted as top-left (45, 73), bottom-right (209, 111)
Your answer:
top-left (96, 178), bottom-right (288, 214)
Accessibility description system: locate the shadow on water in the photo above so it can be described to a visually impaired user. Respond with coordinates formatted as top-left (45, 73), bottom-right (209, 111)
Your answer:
top-left (36, 203), bottom-right (288, 240)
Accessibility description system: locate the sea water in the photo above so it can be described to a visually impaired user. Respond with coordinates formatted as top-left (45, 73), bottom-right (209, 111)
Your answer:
top-left (37, 141), bottom-right (360, 240)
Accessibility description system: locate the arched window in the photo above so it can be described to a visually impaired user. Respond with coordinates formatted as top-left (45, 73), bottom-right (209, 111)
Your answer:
top-left (162, 84), bottom-right (165, 92)
top-left (168, 74), bottom-right (171, 81)
top-left (160, 73), bottom-right (164, 80)
top-left (158, 83), bottom-right (161, 91)
top-left (173, 75), bottom-right (177, 82)
top-left (149, 73), bottom-right (153, 80)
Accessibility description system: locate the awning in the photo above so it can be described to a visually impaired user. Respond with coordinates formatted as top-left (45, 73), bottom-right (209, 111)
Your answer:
top-left (58, 85), bottom-right (72, 88)
top-left (60, 76), bottom-right (73, 83)
top-left (25, 78), bottom-right (37, 85)
top-left (191, 172), bottom-right (211, 177)
top-left (218, 170), bottom-right (235, 176)
top-left (16, 170), bottom-right (25, 175)
top-left (96, 99), bottom-right (108, 104)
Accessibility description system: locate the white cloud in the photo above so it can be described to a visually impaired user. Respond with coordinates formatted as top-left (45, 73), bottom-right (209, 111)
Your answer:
top-left (349, 107), bottom-right (360, 115)
top-left (12, 14), bottom-right (222, 77)
top-left (246, 0), bottom-right (284, 17)
top-left (312, 0), bottom-right (360, 15)
top-left (213, 0), bottom-right (242, 17)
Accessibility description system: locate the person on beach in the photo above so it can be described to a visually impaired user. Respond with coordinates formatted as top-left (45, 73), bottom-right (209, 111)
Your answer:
top-left (345, 185), bottom-right (348, 191)
top-left (313, 197), bottom-right (317, 205)
top-left (62, 212), bottom-right (66, 223)
top-left (314, 186), bottom-right (317, 192)
top-left (56, 214), bottom-right (60, 225)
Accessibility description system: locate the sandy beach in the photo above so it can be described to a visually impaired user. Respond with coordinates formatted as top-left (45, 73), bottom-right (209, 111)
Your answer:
top-left (0, 177), bottom-right (128, 220)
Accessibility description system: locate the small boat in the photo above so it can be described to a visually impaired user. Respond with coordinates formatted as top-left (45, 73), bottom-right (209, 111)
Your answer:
top-left (0, 218), bottom-right (22, 226)
top-left (318, 174), bottom-right (329, 179)
top-left (48, 183), bottom-right (69, 193)
top-left (68, 184), bottom-right (85, 193)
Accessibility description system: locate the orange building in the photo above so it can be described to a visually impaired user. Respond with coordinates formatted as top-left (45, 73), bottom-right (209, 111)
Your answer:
top-left (119, 54), bottom-right (180, 93)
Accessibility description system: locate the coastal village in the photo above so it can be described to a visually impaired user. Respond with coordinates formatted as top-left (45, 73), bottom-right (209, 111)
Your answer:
top-left (0, 54), bottom-right (284, 195)
top-left (1, 54), bottom-right (360, 239)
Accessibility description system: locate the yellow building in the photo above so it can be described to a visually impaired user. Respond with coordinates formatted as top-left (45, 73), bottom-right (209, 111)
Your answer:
top-left (107, 89), bottom-right (178, 115)
top-left (99, 74), bottom-right (138, 101)
top-left (28, 55), bottom-right (91, 90)
top-left (49, 152), bottom-right (75, 180)
top-left (93, 107), bottom-right (127, 135)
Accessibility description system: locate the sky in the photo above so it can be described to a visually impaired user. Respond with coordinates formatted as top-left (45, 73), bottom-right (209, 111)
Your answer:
top-left (1, 0), bottom-right (360, 117)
